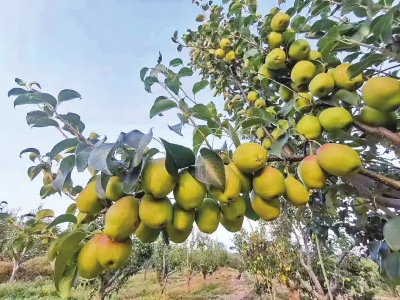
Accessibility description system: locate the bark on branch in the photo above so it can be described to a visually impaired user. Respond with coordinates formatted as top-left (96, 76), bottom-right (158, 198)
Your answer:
top-left (354, 120), bottom-right (400, 149)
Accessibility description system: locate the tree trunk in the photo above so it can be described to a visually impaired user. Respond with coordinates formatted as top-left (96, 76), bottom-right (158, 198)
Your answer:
top-left (144, 267), bottom-right (147, 281)
top-left (203, 272), bottom-right (206, 280)
top-left (9, 258), bottom-right (19, 282)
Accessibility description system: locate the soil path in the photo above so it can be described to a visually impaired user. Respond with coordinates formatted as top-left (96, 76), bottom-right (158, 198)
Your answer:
top-left (218, 271), bottom-right (260, 300)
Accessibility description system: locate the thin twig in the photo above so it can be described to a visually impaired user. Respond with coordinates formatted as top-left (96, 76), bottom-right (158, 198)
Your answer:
top-left (315, 236), bottom-right (333, 300)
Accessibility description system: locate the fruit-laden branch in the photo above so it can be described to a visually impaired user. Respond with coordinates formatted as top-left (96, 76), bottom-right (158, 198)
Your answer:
top-left (268, 154), bottom-right (304, 162)
top-left (354, 120), bottom-right (400, 150)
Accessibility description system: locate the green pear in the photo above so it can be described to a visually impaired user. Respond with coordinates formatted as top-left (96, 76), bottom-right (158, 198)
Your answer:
top-left (171, 202), bottom-right (195, 231)
top-left (104, 196), bottom-right (140, 242)
top-left (270, 12), bottom-right (290, 32)
top-left (135, 222), bottom-right (160, 243)
top-left (173, 169), bottom-right (206, 211)
top-left (76, 180), bottom-right (105, 215)
top-left (296, 115), bottom-right (322, 140)
top-left (228, 162), bottom-right (253, 194)
top-left (220, 215), bottom-right (244, 233)
top-left (288, 39), bottom-right (311, 61)
top-left (209, 165), bottom-right (241, 204)
top-left (316, 143), bottom-right (362, 177)
top-left (358, 106), bottom-right (397, 130)
top-left (251, 194), bottom-right (280, 221)
top-left (291, 60), bottom-right (316, 86)
top-left (77, 234), bottom-right (104, 279)
top-left (297, 155), bottom-right (326, 189)
top-left (220, 196), bottom-right (246, 221)
top-left (361, 76), bottom-right (400, 112)
top-left (195, 198), bottom-right (220, 234)
top-left (283, 175), bottom-right (310, 206)
top-left (309, 73), bottom-right (335, 98)
top-left (279, 85), bottom-right (293, 102)
top-left (333, 63), bottom-right (364, 92)
top-left (265, 48), bottom-right (286, 70)
top-left (141, 158), bottom-right (177, 198)
top-left (253, 166), bottom-right (286, 200)
top-left (318, 107), bottom-right (353, 132)
top-left (138, 195), bottom-right (173, 229)
top-left (105, 176), bottom-right (125, 201)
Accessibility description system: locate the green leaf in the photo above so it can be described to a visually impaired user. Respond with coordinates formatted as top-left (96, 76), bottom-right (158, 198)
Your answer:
top-left (347, 53), bottom-right (386, 79)
top-left (160, 138), bottom-right (196, 178)
top-left (383, 216), bottom-right (400, 251)
top-left (246, 108), bottom-right (277, 125)
top-left (123, 157), bottom-right (148, 194)
top-left (291, 15), bottom-right (307, 31)
top-left (54, 231), bottom-right (86, 293)
top-left (75, 142), bottom-right (93, 172)
top-left (58, 263), bottom-right (78, 299)
top-left (310, 19), bottom-right (336, 33)
top-left (222, 120), bottom-right (241, 148)
top-left (14, 92), bottom-right (57, 108)
top-left (31, 118), bottom-right (59, 128)
top-left (191, 104), bottom-right (213, 121)
top-left (169, 58), bottom-right (183, 67)
top-left (178, 67), bottom-right (193, 77)
top-left (383, 251), bottom-right (400, 281)
top-left (270, 135), bottom-right (289, 157)
top-left (87, 143), bottom-right (114, 175)
top-left (0, 213), bottom-right (11, 219)
top-left (58, 113), bottom-right (85, 134)
top-left (132, 128), bottom-right (153, 168)
top-left (20, 147), bottom-right (40, 158)
top-left (193, 125), bottom-right (213, 155)
top-left (8, 87), bottom-right (30, 97)
top-left (194, 148), bottom-right (225, 190)
top-left (26, 110), bottom-right (48, 125)
top-left (66, 204), bottom-right (77, 214)
top-left (52, 155), bottom-right (76, 194)
top-left (40, 184), bottom-right (57, 199)
top-left (58, 89), bottom-right (82, 104)
top-left (244, 48), bottom-right (258, 58)
top-left (168, 122), bottom-right (183, 136)
top-left (144, 76), bottom-right (158, 93)
top-left (140, 67), bottom-right (149, 81)
top-left (333, 89), bottom-right (361, 106)
top-left (192, 80), bottom-right (209, 95)
top-left (49, 138), bottom-right (80, 161)
top-left (241, 117), bottom-right (266, 129)
top-left (282, 31), bottom-right (295, 45)
top-left (27, 164), bottom-right (46, 181)
top-left (43, 214), bottom-right (77, 233)
top-left (244, 193), bottom-right (260, 221)
top-left (370, 5), bottom-right (399, 44)
top-left (150, 97), bottom-right (177, 118)
top-left (165, 76), bottom-right (180, 95)
top-left (35, 209), bottom-right (54, 221)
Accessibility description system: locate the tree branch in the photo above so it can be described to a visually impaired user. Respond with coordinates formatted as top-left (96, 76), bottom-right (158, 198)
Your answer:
top-left (360, 169), bottom-right (400, 191)
top-left (354, 120), bottom-right (400, 149)
top-left (315, 236), bottom-right (333, 300)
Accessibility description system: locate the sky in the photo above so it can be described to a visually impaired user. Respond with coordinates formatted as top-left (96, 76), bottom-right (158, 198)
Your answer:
top-left (0, 0), bottom-right (295, 248)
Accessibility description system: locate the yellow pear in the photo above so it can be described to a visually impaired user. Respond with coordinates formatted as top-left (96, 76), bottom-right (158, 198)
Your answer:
top-left (258, 63), bottom-right (273, 82)
top-left (135, 222), bottom-right (160, 243)
top-left (316, 143), bottom-right (362, 177)
top-left (297, 155), bottom-right (326, 189)
top-left (251, 194), bottom-right (280, 221)
top-left (171, 202), bottom-right (195, 231)
top-left (265, 48), bottom-right (286, 70)
top-left (247, 91), bottom-right (258, 102)
top-left (209, 165), bottom-right (241, 204)
top-left (215, 48), bottom-right (225, 59)
top-left (359, 106), bottom-right (397, 130)
top-left (220, 196), bottom-right (246, 221)
top-left (104, 196), bottom-right (140, 242)
top-left (253, 166), bottom-right (286, 200)
top-left (232, 142), bottom-right (267, 173)
top-left (284, 175), bottom-right (310, 206)
top-left (76, 180), bottom-right (105, 215)
top-left (228, 162), bottom-right (253, 194)
top-left (262, 138), bottom-right (272, 150)
top-left (288, 39), bottom-right (311, 61)
top-left (173, 169), bottom-right (206, 211)
top-left (97, 234), bottom-right (132, 270)
top-left (270, 12), bottom-right (290, 32)
top-left (195, 198), bottom-right (220, 234)
top-left (318, 107), bottom-right (353, 132)
top-left (294, 92), bottom-right (313, 113)
top-left (361, 76), bottom-right (400, 112)
top-left (166, 223), bottom-right (192, 243)
top-left (308, 50), bottom-right (322, 60)
top-left (255, 126), bottom-right (266, 140)
top-left (255, 98), bottom-right (266, 108)
top-left (105, 176), bottom-right (125, 201)
top-left (309, 73), bottom-right (335, 98)
top-left (220, 38), bottom-right (231, 49)
top-left (77, 234), bottom-right (104, 279)
top-left (141, 157), bottom-right (177, 198)
top-left (291, 60), bottom-right (316, 86)
top-left (333, 63), bottom-right (364, 92)
top-left (267, 32), bottom-right (283, 49)
top-left (279, 85), bottom-right (293, 102)
top-left (225, 50), bottom-right (236, 62)
top-left (139, 195), bottom-right (173, 229)
top-left (220, 215), bottom-right (244, 233)
top-left (296, 115), bottom-right (322, 140)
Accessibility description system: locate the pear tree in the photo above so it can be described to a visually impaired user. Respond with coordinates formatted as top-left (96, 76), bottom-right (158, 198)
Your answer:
top-left (5, 0), bottom-right (400, 298)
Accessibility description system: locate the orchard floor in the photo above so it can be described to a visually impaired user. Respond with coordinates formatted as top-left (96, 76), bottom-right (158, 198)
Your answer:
top-left (0, 267), bottom-right (397, 300)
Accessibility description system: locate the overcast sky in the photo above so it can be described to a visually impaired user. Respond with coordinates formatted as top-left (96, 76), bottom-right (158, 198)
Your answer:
top-left (0, 0), bottom-right (295, 248)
